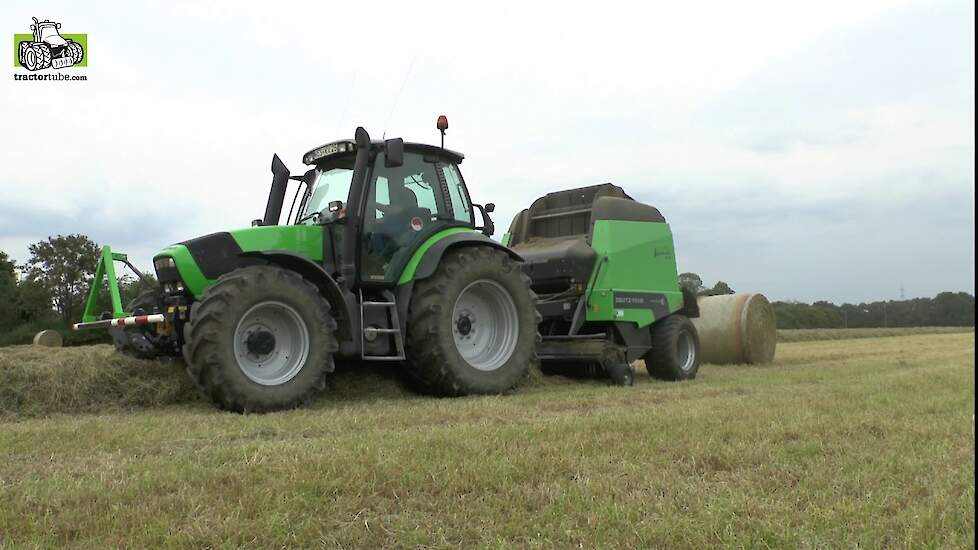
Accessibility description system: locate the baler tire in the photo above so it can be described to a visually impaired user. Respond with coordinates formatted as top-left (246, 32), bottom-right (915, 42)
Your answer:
top-left (182, 266), bottom-right (338, 413)
top-left (646, 314), bottom-right (701, 381)
top-left (110, 289), bottom-right (178, 360)
top-left (404, 246), bottom-right (540, 396)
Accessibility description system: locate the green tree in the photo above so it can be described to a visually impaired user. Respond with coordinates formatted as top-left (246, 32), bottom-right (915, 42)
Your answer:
top-left (0, 251), bottom-right (18, 331)
top-left (707, 281), bottom-right (736, 296)
top-left (679, 272), bottom-right (704, 294)
top-left (25, 234), bottom-right (101, 324)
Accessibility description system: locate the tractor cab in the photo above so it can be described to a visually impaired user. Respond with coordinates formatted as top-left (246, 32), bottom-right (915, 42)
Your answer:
top-left (278, 128), bottom-right (494, 287)
top-left (32, 20), bottom-right (68, 45)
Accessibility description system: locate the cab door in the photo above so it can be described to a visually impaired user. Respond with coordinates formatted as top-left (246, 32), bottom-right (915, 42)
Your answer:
top-left (359, 152), bottom-right (472, 284)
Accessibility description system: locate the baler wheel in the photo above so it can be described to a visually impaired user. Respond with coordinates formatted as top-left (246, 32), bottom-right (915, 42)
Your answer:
top-left (645, 314), bottom-right (701, 381)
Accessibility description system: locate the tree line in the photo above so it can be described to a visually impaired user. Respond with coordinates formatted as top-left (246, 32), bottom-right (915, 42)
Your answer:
top-left (0, 235), bottom-right (155, 346)
top-left (1, 245), bottom-right (973, 347)
top-left (680, 272), bottom-right (975, 329)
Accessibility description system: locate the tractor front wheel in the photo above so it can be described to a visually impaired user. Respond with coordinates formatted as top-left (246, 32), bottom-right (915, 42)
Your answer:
top-left (182, 266), bottom-right (338, 413)
top-left (404, 246), bottom-right (539, 396)
top-left (645, 314), bottom-right (701, 381)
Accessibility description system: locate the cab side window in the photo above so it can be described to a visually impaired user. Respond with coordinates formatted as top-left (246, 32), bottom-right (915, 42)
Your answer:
top-left (441, 164), bottom-right (473, 224)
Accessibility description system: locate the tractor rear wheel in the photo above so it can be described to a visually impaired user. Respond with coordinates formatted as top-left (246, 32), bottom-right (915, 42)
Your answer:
top-left (17, 41), bottom-right (28, 65)
top-left (23, 44), bottom-right (51, 71)
top-left (67, 42), bottom-right (84, 64)
top-left (110, 289), bottom-right (179, 360)
top-left (182, 266), bottom-right (338, 413)
top-left (404, 246), bottom-right (539, 396)
top-left (645, 314), bottom-right (701, 381)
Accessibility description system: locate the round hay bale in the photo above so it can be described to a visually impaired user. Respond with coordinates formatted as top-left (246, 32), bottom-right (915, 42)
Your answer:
top-left (32, 330), bottom-right (63, 348)
top-left (691, 293), bottom-right (776, 365)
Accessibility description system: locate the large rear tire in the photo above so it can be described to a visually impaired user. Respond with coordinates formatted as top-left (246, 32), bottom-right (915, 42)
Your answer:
top-left (24, 44), bottom-right (51, 71)
top-left (404, 246), bottom-right (539, 396)
top-left (67, 42), bottom-right (84, 64)
top-left (645, 314), bottom-right (701, 381)
top-left (182, 266), bottom-right (338, 413)
top-left (110, 289), bottom-right (179, 360)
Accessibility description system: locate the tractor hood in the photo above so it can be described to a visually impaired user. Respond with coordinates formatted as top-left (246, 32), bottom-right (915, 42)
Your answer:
top-left (154, 225), bottom-right (324, 298)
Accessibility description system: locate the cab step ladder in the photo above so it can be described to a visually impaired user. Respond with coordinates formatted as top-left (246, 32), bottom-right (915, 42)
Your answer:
top-left (359, 289), bottom-right (406, 361)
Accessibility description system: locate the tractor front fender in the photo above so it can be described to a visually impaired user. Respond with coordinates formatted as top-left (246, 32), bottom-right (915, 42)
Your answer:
top-left (410, 233), bottom-right (524, 283)
top-left (239, 250), bottom-right (354, 341)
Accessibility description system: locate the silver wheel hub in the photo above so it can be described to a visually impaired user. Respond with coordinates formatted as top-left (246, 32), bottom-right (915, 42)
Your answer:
top-left (678, 330), bottom-right (695, 371)
top-left (233, 301), bottom-right (310, 386)
top-left (452, 279), bottom-right (520, 372)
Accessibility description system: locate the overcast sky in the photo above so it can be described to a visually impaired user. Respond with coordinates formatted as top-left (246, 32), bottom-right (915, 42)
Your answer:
top-left (1, 0), bottom-right (973, 303)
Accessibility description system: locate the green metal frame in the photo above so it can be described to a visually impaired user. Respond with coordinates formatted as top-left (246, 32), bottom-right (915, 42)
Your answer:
top-left (80, 246), bottom-right (128, 322)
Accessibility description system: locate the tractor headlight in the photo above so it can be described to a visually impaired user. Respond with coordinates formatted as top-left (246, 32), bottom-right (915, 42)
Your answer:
top-left (154, 257), bottom-right (176, 271)
top-left (303, 141), bottom-right (356, 165)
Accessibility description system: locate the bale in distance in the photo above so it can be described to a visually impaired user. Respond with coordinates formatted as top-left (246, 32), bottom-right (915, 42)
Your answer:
top-left (691, 293), bottom-right (777, 365)
top-left (32, 330), bottom-right (63, 347)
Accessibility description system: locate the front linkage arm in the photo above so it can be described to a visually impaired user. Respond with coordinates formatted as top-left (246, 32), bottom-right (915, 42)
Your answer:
top-left (74, 246), bottom-right (164, 331)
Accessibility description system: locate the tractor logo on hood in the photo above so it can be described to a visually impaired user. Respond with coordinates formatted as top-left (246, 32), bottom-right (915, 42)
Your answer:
top-left (14, 17), bottom-right (86, 71)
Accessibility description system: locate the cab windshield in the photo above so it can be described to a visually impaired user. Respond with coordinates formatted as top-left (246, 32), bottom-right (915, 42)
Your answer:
top-left (296, 164), bottom-right (353, 224)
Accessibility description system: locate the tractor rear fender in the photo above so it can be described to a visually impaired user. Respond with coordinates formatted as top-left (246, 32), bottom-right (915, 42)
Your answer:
top-left (391, 233), bottom-right (524, 344)
top-left (409, 233), bottom-right (524, 283)
top-left (238, 250), bottom-right (354, 341)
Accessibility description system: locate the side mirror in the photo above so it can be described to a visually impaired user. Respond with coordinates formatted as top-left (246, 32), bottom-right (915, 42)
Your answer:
top-left (474, 204), bottom-right (495, 237)
top-left (56, 23), bottom-right (62, 29)
top-left (384, 138), bottom-right (404, 168)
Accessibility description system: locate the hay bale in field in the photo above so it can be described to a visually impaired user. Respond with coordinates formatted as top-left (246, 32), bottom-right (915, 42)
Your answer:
top-left (0, 345), bottom-right (198, 419)
top-left (32, 330), bottom-right (63, 347)
top-left (691, 293), bottom-right (777, 365)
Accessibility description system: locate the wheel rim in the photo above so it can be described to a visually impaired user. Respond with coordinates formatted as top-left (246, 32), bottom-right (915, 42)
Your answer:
top-left (677, 330), bottom-right (696, 371)
top-left (233, 301), bottom-right (310, 386)
top-left (452, 279), bottom-right (520, 372)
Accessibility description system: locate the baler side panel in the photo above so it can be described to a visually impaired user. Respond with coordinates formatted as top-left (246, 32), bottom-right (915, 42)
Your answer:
top-left (585, 219), bottom-right (683, 328)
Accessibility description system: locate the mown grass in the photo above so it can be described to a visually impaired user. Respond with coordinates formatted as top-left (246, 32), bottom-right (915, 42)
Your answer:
top-left (0, 333), bottom-right (974, 548)
top-left (778, 326), bottom-right (974, 342)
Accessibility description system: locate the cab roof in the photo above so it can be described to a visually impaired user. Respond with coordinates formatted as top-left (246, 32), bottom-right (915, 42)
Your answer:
top-left (302, 139), bottom-right (464, 166)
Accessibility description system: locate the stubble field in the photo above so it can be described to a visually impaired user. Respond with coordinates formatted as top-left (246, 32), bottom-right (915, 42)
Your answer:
top-left (0, 329), bottom-right (974, 548)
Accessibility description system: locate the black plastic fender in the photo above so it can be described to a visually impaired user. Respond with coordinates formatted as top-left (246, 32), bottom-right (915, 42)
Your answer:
top-left (412, 233), bottom-right (524, 282)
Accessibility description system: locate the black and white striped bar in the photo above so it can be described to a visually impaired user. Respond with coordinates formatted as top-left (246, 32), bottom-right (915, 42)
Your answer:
top-left (72, 314), bottom-right (166, 331)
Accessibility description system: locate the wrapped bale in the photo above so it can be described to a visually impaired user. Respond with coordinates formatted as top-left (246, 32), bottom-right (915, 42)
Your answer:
top-left (691, 293), bottom-right (776, 364)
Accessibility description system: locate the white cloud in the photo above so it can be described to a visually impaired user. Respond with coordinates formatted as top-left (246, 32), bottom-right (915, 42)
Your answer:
top-left (0, 0), bottom-right (973, 303)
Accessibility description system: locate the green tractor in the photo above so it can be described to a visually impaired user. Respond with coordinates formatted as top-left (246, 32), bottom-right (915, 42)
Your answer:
top-left (75, 118), bottom-right (700, 412)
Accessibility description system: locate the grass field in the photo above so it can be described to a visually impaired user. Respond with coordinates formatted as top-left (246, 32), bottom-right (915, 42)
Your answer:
top-left (0, 332), bottom-right (974, 548)
top-left (778, 326), bottom-right (974, 342)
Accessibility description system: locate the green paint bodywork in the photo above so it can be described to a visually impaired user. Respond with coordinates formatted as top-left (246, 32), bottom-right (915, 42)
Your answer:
top-left (396, 227), bottom-right (478, 285)
top-left (585, 220), bottom-right (683, 328)
top-left (155, 225), bottom-right (325, 298)
top-left (152, 224), bottom-right (471, 298)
